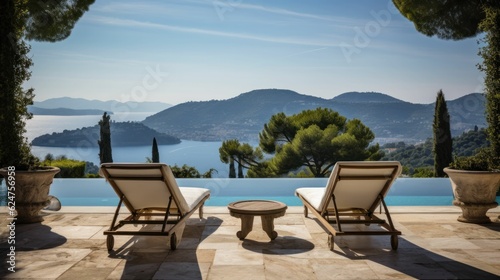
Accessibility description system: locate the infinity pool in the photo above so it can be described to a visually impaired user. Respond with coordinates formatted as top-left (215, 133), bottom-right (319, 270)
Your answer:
top-left (3, 177), bottom-right (498, 207)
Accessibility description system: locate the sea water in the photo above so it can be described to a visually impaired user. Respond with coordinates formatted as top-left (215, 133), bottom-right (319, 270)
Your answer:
top-left (26, 114), bottom-right (231, 177)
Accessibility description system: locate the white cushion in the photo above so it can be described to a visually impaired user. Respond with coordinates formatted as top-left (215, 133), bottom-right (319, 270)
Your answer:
top-left (296, 161), bottom-right (402, 212)
top-left (180, 187), bottom-right (211, 211)
top-left (295, 187), bottom-right (325, 211)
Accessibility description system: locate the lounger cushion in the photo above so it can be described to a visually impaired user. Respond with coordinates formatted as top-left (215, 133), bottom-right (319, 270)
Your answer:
top-left (295, 187), bottom-right (324, 211)
top-left (180, 187), bottom-right (211, 211)
top-left (100, 163), bottom-right (210, 214)
top-left (296, 161), bottom-right (402, 212)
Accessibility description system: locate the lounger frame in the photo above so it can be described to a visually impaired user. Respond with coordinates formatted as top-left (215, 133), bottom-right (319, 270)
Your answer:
top-left (296, 162), bottom-right (402, 251)
top-left (100, 164), bottom-right (210, 251)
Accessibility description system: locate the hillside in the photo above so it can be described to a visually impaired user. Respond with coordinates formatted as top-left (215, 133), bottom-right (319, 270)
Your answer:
top-left (28, 106), bottom-right (109, 116)
top-left (382, 128), bottom-right (489, 174)
top-left (34, 97), bottom-right (171, 113)
top-left (331, 91), bottom-right (403, 103)
top-left (142, 89), bottom-right (486, 142)
top-left (31, 121), bottom-right (181, 147)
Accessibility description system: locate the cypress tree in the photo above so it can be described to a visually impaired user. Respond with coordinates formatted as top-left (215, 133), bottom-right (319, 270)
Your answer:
top-left (152, 137), bottom-right (160, 163)
top-left (480, 4), bottom-right (500, 166)
top-left (0, 1), bottom-right (36, 169)
top-left (433, 90), bottom-right (453, 177)
top-left (98, 112), bottom-right (113, 164)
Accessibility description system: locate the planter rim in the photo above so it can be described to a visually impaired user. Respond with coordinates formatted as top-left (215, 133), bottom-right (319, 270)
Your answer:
top-left (443, 167), bottom-right (500, 175)
top-left (0, 166), bottom-right (60, 174)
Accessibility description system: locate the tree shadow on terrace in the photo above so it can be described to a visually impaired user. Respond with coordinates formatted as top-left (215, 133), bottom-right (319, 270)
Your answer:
top-left (0, 219), bottom-right (67, 277)
top-left (331, 220), bottom-right (500, 279)
top-left (107, 216), bottom-right (222, 279)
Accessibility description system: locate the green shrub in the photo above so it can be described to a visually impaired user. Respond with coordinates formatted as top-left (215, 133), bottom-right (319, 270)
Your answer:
top-left (449, 148), bottom-right (500, 171)
top-left (44, 159), bottom-right (86, 178)
top-left (412, 167), bottom-right (435, 178)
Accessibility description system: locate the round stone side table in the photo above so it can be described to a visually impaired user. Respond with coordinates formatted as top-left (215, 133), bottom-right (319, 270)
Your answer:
top-left (228, 200), bottom-right (287, 240)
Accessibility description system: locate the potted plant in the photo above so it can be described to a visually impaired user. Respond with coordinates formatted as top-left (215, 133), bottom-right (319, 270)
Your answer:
top-left (444, 148), bottom-right (500, 224)
top-left (0, 166), bottom-right (61, 224)
top-left (0, 1), bottom-right (93, 223)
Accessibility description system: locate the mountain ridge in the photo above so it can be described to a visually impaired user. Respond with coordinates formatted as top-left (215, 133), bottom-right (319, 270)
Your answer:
top-left (34, 97), bottom-right (171, 113)
top-left (332, 91), bottom-right (404, 103)
top-left (28, 106), bottom-right (110, 116)
top-left (142, 89), bottom-right (486, 143)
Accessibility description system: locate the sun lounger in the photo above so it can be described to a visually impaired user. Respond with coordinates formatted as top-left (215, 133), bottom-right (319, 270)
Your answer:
top-left (100, 163), bottom-right (210, 251)
top-left (295, 161), bottom-right (402, 251)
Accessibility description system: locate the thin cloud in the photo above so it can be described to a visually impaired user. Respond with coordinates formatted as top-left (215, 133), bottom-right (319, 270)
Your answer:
top-left (86, 15), bottom-right (340, 47)
top-left (96, 1), bottom-right (341, 23)
top-left (222, 2), bottom-right (335, 22)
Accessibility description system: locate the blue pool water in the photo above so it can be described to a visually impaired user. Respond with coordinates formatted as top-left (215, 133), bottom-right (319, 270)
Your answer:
top-left (2, 178), bottom-right (499, 207)
top-left (52, 195), bottom-right (485, 207)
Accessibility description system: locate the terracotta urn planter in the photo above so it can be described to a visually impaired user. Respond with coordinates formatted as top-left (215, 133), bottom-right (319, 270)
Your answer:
top-left (0, 167), bottom-right (60, 223)
top-left (443, 167), bottom-right (500, 224)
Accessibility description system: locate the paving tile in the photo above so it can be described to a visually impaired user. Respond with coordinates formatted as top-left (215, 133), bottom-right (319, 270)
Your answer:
top-left (0, 209), bottom-right (498, 279)
top-left (212, 249), bottom-right (264, 266)
top-left (58, 267), bottom-right (115, 280)
top-left (311, 259), bottom-right (380, 279)
top-left (208, 265), bottom-right (265, 280)
top-left (264, 255), bottom-right (315, 280)
top-left (163, 249), bottom-right (215, 263)
top-left (153, 262), bottom-right (210, 280)
top-left (107, 261), bottom-right (162, 279)
top-left (3, 261), bottom-right (77, 279)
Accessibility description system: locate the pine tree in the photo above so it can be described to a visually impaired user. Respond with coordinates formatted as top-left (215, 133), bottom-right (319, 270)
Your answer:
top-left (433, 90), bottom-right (453, 177)
top-left (152, 137), bottom-right (159, 163)
top-left (98, 112), bottom-right (113, 164)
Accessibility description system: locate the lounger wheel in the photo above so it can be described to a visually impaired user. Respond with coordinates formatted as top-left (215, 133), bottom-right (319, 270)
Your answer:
top-left (391, 235), bottom-right (398, 250)
top-left (236, 231), bottom-right (244, 240)
top-left (364, 216), bottom-right (371, 226)
top-left (327, 234), bottom-right (334, 251)
top-left (170, 232), bottom-right (177, 250)
top-left (106, 235), bottom-right (114, 251)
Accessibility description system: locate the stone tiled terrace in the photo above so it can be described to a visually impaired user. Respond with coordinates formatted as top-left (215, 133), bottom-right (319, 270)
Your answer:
top-left (1, 206), bottom-right (500, 279)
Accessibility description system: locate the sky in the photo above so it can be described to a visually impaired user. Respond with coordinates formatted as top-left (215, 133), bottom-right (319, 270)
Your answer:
top-left (26, 0), bottom-right (484, 106)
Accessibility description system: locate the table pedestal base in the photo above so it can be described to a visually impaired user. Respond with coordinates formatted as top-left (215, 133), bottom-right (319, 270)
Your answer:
top-left (235, 215), bottom-right (278, 240)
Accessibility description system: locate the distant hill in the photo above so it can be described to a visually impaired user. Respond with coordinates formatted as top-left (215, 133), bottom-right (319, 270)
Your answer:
top-left (31, 121), bottom-right (181, 147)
top-left (142, 89), bottom-right (486, 143)
top-left (34, 97), bottom-right (171, 113)
top-left (331, 91), bottom-right (403, 103)
top-left (28, 106), bottom-right (110, 116)
top-left (382, 128), bottom-right (489, 174)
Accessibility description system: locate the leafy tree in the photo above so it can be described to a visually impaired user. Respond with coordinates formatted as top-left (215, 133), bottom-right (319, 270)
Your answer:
top-left (55, 155), bottom-right (68, 160)
top-left (235, 142), bottom-right (263, 177)
top-left (392, 0), bottom-right (500, 166)
top-left (413, 167), bottom-right (435, 178)
top-left (254, 108), bottom-right (383, 177)
top-left (98, 112), bottom-right (113, 164)
top-left (219, 139), bottom-right (238, 178)
top-left (0, 0), bottom-right (94, 169)
top-left (44, 153), bottom-right (54, 163)
top-left (392, 1), bottom-right (485, 40)
top-left (219, 139), bottom-right (263, 178)
top-left (170, 164), bottom-right (216, 178)
top-left (433, 90), bottom-right (453, 177)
top-left (152, 137), bottom-right (159, 163)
